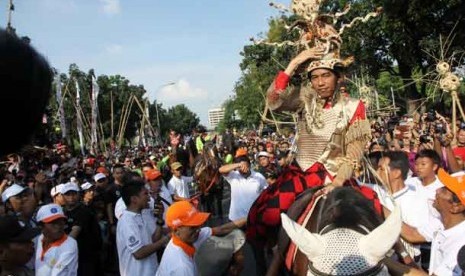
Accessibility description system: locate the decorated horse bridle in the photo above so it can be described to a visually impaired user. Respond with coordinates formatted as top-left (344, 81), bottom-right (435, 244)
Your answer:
top-left (307, 223), bottom-right (385, 276)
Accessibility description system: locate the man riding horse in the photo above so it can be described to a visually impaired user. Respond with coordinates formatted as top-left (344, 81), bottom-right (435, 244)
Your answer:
top-left (246, 1), bottom-right (378, 274)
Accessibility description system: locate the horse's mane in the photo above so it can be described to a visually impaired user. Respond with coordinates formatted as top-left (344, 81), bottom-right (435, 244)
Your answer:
top-left (193, 141), bottom-right (222, 193)
top-left (318, 187), bottom-right (382, 232)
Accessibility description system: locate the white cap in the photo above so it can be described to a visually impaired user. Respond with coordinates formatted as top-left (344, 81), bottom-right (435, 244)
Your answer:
top-left (50, 184), bottom-right (65, 197)
top-left (36, 203), bottom-right (66, 223)
top-left (80, 182), bottom-right (94, 191)
top-left (61, 183), bottom-right (80, 194)
top-left (94, 173), bottom-right (106, 182)
top-left (1, 184), bottom-right (26, 202)
top-left (257, 151), bottom-right (270, 158)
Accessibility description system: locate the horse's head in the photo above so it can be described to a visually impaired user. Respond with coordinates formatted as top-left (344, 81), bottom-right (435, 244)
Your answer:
top-left (281, 187), bottom-right (401, 276)
top-left (203, 141), bottom-right (218, 159)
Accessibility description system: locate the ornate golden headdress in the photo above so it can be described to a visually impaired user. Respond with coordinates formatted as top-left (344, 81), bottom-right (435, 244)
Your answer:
top-left (253, 0), bottom-right (381, 72)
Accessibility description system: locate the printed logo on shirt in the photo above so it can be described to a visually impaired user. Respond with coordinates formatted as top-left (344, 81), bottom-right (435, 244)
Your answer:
top-left (128, 236), bottom-right (139, 248)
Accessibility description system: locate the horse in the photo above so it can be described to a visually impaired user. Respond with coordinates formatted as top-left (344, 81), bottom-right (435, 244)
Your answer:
top-left (192, 141), bottom-right (224, 217)
top-left (278, 186), bottom-right (401, 276)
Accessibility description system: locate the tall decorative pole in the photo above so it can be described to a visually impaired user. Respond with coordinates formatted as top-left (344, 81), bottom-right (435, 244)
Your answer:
top-left (436, 61), bottom-right (463, 136)
top-left (6, 0), bottom-right (15, 34)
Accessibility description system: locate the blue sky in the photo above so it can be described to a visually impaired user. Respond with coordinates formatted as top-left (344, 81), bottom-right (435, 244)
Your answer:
top-left (0, 0), bottom-right (280, 126)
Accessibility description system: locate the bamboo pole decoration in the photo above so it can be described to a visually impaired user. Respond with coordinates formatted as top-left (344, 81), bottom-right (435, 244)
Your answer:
top-left (436, 61), bottom-right (463, 138)
top-left (118, 95), bottom-right (135, 148)
top-left (116, 95), bottom-right (130, 148)
top-left (116, 98), bottom-right (129, 147)
top-left (132, 96), bottom-right (157, 140)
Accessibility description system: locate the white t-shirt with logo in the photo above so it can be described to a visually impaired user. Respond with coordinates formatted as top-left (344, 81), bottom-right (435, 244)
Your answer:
top-left (35, 234), bottom-right (78, 276)
top-left (116, 209), bottom-right (159, 276)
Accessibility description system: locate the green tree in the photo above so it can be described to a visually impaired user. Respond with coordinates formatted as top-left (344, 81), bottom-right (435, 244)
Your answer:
top-left (163, 104), bottom-right (200, 136)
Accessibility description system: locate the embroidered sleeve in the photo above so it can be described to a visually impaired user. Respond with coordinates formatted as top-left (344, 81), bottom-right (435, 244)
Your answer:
top-left (266, 71), bottom-right (302, 112)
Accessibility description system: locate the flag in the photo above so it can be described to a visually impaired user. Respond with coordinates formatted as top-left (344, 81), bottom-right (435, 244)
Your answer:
top-left (75, 80), bottom-right (85, 155)
top-left (55, 73), bottom-right (67, 139)
top-left (91, 75), bottom-right (100, 154)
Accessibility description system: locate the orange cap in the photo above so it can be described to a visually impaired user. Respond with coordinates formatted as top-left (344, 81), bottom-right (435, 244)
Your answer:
top-left (96, 166), bottom-right (108, 174)
top-left (166, 201), bottom-right (210, 229)
top-left (437, 168), bottom-right (465, 205)
top-left (144, 169), bottom-right (162, 181)
top-left (235, 148), bottom-right (248, 158)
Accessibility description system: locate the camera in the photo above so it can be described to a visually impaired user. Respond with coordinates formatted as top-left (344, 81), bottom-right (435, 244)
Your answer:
top-left (420, 135), bottom-right (431, 144)
top-left (425, 110), bottom-right (436, 122)
top-left (435, 123), bottom-right (446, 134)
top-left (387, 117), bottom-right (400, 133)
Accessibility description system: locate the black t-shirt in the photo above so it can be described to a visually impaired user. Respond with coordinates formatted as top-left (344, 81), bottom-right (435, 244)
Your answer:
top-left (65, 204), bottom-right (103, 260)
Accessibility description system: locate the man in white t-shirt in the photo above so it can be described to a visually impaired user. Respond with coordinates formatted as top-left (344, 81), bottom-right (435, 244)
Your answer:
top-left (372, 151), bottom-right (429, 263)
top-left (427, 169), bottom-right (465, 275)
top-left (35, 203), bottom-right (78, 276)
top-left (116, 179), bottom-right (169, 276)
top-left (219, 154), bottom-right (267, 221)
top-left (157, 201), bottom-right (245, 276)
top-left (403, 149), bottom-right (444, 242)
top-left (168, 162), bottom-right (193, 201)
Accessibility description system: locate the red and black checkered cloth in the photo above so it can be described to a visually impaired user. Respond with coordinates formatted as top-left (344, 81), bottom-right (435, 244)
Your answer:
top-left (246, 162), bottom-right (381, 248)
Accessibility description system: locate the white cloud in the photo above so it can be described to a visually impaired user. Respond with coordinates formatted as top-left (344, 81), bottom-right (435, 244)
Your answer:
top-left (100, 0), bottom-right (121, 15)
top-left (105, 44), bottom-right (123, 55)
top-left (157, 79), bottom-right (208, 103)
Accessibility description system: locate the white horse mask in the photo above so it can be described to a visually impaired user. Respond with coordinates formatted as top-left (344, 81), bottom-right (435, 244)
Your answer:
top-left (281, 206), bottom-right (401, 275)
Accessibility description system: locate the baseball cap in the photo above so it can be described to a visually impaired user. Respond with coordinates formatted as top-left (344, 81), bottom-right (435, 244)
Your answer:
top-left (144, 169), bottom-right (162, 181)
top-left (80, 182), bottom-right (94, 191)
top-left (1, 183), bottom-right (26, 202)
top-left (166, 201), bottom-right (210, 229)
top-left (94, 173), bottom-right (107, 182)
top-left (0, 215), bottom-right (40, 243)
top-left (235, 148), bottom-right (248, 158)
top-left (50, 184), bottom-right (65, 197)
top-left (257, 151), bottom-right (269, 158)
top-left (36, 203), bottom-right (66, 223)
top-left (96, 166), bottom-right (108, 174)
top-left (437, 168), bottom-right (465, 205)
top-left (170, 162), bottom-right (183, 171)
top-left (61, 183), bottom-right (80, 194)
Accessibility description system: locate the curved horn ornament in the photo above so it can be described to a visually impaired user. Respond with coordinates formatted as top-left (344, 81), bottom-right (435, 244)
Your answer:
top-left (281, 213), bottom-right (326, 260)
top-left (359, 205), bottom-right (402, 262)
